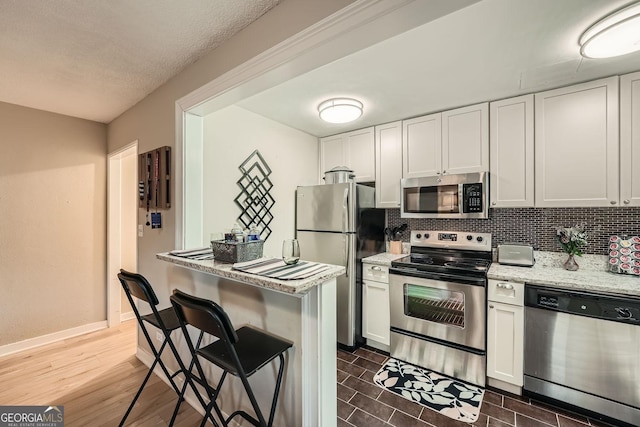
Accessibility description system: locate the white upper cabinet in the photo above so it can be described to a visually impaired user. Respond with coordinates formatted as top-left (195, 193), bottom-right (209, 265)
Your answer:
top-left (534, 77), bottom-right (619, 207)
top-left (375, 121), bottom-right (403, 208)
top-left (402, 113), bottom-right (441, 178)
top-left (490, 95), bottom-right (534, 208)
top-left (621, 71), bottom-right (640, 207)
top-left (402, 103), bottom-right (488, 178)
top-left (319, 127), bottom-right (375, 183)
top-left (442, 103), bottom-right (489, 175)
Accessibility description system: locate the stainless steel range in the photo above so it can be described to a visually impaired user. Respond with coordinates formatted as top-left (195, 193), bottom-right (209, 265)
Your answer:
top-left (389, 230), bottom-right (492, 387)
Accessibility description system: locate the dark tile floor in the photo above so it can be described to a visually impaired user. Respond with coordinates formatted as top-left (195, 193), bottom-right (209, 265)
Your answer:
top-left (337, 347), bottom-right (620, 427)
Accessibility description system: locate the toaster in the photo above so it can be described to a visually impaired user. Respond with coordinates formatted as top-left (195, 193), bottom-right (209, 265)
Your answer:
top-left (497, 244), bottom-right (535, 267)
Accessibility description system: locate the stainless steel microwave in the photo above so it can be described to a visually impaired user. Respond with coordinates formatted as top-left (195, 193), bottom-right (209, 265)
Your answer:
top-left (400, 172), bottom-right (488, 219)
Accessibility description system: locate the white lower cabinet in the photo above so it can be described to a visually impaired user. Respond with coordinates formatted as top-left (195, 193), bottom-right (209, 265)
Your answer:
top-left (362, 263), bottom-right (390, 350)
top-left (487, 280), bottom-right (524, 394)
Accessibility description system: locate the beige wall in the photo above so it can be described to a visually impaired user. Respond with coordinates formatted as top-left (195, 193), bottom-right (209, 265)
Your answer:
top-left (107, 0), bottom-right (353, 311)
top-left (0, 101), bottom-right (107, 346)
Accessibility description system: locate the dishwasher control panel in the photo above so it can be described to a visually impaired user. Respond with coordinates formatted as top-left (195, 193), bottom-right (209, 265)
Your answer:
top-left (526, 286), bottom-right (640, 324)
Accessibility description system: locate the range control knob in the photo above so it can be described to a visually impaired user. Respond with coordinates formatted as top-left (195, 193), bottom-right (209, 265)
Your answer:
top-left (476, 236), bottom-right (484, 243)
top-left (424, 233), bottom-right (430, 239)
top-left (416, 233), bottom-right (422, 239)
top-left (466, 235), bottom-right (473, 241)
top-left (616, 308), bottom-right (632, 319)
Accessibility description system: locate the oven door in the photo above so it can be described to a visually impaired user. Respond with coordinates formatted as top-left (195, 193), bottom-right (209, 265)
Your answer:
top-left (389, 268), bottom-right (486, 351)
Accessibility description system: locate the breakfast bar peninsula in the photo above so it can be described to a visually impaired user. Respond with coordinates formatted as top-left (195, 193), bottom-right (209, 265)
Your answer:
top-left (157, 252), bottom-right (344, 427)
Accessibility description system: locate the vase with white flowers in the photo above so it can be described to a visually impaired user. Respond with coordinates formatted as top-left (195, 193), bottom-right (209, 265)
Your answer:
top-left (555, 224), bottom-right (588, 271)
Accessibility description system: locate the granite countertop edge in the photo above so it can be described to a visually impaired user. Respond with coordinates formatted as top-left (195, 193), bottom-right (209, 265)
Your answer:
top-left (362, 252), bottom-right (407, 266)
top-left (362, 251), bottom-right (640, 297)
top-left (488, 263), bottom-right (640, 297)
top-left (157, 253), bottom-right (345, 295)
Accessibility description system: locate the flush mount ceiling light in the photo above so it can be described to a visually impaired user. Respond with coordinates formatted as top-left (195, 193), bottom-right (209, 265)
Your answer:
top-left (580, 1), bottom-right (640, 58)
top-left (318, 98), bottom-right (363, 123)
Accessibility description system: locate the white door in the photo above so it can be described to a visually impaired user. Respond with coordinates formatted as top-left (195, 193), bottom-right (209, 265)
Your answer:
top-left (621, 71), bottom-right (640, 207)
top-left (490, 95), bottom-right (534, 207)
top-left (375, 121), bottom-right (402, 208)
top-left (345, 127), bottom-right (375, 182)
top-left (402, 113), bottom-right (442, 178)
top-left (487, 301), bottom-right (524, 386)
top-left (442, 102), bottom-right (489, 175)
top-left (535, 76), bottom-right (619, 207)
top-left (107, 142), bottom-right (138, 326)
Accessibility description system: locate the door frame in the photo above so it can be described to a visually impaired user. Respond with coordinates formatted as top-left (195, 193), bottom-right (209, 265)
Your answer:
top-left (107, 141), bottom-right (138, 327)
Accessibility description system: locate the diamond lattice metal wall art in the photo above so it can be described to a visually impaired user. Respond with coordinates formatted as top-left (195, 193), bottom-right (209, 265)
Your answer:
top-left (234, 150), bottom-right (274, 240)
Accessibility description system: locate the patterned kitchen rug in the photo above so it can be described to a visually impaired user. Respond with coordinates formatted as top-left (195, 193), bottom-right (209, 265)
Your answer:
top-left (373, 358), bottom-right (484, 423)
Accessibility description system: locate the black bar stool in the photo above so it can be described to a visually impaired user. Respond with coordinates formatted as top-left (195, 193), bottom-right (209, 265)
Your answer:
top-left (117, 269), bottom-right (203, 426)
top-left (170, 289), bottom-right (293, 427)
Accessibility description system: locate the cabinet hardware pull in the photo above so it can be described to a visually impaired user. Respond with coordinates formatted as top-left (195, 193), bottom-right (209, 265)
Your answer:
top-left (489, 304), bottom-right (494, 309)
top-left (497, 283), bottom-right (514, 290)
top-left (610, 200), bottom-right (617, 205)
top-left (624, 199), bottom-right (630, 204)
top-left (492, 201), bottom-right (496, 206)
top-left (372, 266), bottom-right (382, 271)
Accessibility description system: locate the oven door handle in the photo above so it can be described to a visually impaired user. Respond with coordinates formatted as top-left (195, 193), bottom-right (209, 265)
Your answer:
top-left (389, 267), bottom-right (487, 286)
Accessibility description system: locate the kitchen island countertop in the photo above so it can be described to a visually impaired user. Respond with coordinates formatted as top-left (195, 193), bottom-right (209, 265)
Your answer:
top-left (157, 252), bottom-right (345, 295)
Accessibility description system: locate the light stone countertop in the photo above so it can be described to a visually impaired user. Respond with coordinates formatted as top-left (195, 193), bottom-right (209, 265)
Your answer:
top-left (362, 252), bottom-right (407, 266)
top-left (489, 251), bottom-right (640, 297)
top-left (157, 253), bottom-right (345, 296)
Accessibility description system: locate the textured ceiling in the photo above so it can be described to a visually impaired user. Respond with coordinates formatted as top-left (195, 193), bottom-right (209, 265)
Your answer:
top-left (0, 0), bottom-right (281, 123)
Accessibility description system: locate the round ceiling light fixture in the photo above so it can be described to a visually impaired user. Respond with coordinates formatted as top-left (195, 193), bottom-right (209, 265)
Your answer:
top-left (318, 98), bottom-right (363, 123)
top-left (580, 1), bottom-right (640, 58)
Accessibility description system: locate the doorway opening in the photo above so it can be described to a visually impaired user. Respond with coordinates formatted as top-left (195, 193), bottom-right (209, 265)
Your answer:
top-left (107, 141), bottom-right (138, 327)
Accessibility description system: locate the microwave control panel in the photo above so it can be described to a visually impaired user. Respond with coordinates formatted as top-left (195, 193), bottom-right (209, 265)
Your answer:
top-left (462, 183), bottom-right (483, 213)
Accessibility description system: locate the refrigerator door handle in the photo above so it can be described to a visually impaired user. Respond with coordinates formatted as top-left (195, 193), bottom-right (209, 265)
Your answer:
top-left (344, 235), bottom-right (350, 278)
top-left (342, 187), bottom-right (349, 233)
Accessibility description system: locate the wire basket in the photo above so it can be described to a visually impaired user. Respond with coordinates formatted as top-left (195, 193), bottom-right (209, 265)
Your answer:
top-left (211, 240), bottom-right (264, 263)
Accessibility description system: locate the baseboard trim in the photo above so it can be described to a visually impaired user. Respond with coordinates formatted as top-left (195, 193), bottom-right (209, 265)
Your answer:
top-left (0, 321), bottom-right (108, 358)
top-left (120, 311), bottom-right (135, 322)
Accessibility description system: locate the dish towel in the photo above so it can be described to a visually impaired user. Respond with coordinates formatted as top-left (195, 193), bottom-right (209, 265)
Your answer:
top-left (233, 257), bottom-right (330, 280)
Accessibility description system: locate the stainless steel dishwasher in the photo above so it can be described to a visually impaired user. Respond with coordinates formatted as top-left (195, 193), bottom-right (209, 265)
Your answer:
top-left (524, 285), bottom-right (640, 426)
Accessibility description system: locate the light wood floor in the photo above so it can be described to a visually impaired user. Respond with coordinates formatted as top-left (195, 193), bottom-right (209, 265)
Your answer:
top-left (0, 320), bottom-right (204, 426)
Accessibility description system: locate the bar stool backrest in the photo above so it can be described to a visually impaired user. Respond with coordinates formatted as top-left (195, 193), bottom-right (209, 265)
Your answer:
top-left (170, 289), bottom-right (239, 347)
top-left (118, 269), bottom-right (160, 306)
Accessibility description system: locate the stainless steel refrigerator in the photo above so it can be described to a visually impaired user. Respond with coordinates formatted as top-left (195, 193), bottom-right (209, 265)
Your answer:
top-left (296, 182), bottom-right (385, 348)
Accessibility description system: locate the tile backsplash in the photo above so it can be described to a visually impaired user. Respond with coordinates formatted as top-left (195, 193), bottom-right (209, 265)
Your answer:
top-left (386, 207), bottom-right (640, 255)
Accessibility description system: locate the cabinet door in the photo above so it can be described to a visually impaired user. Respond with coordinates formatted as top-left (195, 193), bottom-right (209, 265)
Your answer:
top-left (490, 95), bottom-right (534, 207)
top-left (621, 71), bottom-right (640, 207)
top-left (487, 301), bottom-right (523, 387)
top-left (535, 77), bottom-right (619, 207)
top-left (345, 127), bottom-right (375, 183)
top-left (375, 121), bottom-right (402, 208)
top-left (319, 134), bottom-right (345, 182)
top-left (363, 280), bottom-right (390, 345)
top-left (442, 103), bottom-right (489, 175)
top-left (402, 113), bottom-right (441, 178)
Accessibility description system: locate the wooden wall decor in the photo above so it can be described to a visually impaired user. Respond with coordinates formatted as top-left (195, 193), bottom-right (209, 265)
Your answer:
top-left (138, 146), bottom-right (171, 210)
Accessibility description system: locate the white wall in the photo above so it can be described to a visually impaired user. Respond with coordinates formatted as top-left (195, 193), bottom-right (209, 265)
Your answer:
top-left (201, 105), bottom-right (318, 256)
